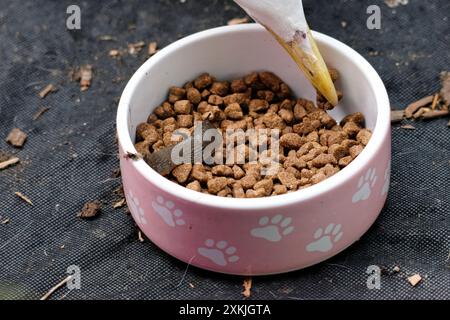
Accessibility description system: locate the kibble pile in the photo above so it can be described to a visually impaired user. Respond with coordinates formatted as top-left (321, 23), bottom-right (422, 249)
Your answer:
top-left (134, 71), bottom-right (372, 198)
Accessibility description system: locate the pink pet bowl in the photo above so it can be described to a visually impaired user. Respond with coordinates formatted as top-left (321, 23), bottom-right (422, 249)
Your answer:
top-left (117, 24), bottom-right (391, 275)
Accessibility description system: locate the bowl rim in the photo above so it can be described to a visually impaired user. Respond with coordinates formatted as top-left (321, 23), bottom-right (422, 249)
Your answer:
top-left (117, 23), bottom-right (390, 210)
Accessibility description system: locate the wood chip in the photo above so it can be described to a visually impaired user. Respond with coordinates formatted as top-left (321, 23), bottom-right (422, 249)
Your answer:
top-left (0, 157), bottom-right (20, 170)
top-left (1, 218), bottom-right (10, 225)
top-left (15, 192), bottom-right (33, 206)
top-left (393, 266), bottom-right (400, 273)
top-left (33, 107), bottom-right (50, 120)
top-left (109, 49), bottom-right (121, 57)
top-left (39, 84), bottom-right (58, 99)
top-left (431, 94), bottom-right (439, 110)
top-left (412, 107), bottom-right (430, 119)
top-left (407, 274), bottom-right (422, 287)
top-left (391, 110), bottom-right (405, 123)
top-left (138, 230), bottom-right (145, 243)
top-left (6, 128), bottom-right (28, 148)
top-left (77, 200), bottom-right (101, 219)
top-left (440, 71), bottom-right (450, 107)
top-left (148, 41), bottom-right (158, 56)
top-left (189, 283), bottom-right (195, 289)
top-left (228, 17), bottom-right (250, 25)
top-left (113, 198), bottom-right (126, 209)
top-left (40, 275), bottom-right (73, 300)
top-left (401, 124), bottom-right (416, 130)
top-left (98, 35), bottom-right (116, 41)
top-left (128, 41), bottom-right (146, 55)
top-left (242, 278), bottom-right (252, 298)
top-left (422, 110), bottom-right (449, 120)
top-left (404, 95), bottom-right (434, 118)
top-left (79, 65), bottom-right (93, 91)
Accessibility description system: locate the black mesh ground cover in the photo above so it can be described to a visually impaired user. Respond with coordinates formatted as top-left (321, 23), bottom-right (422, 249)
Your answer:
top-left (0, 0), bottom-right (449, 300)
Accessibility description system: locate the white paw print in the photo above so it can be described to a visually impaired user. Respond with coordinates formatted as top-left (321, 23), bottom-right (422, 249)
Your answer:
top-left (381, 162), bottom-right (391, 195)
top-left (352, 168), bottom-right (377, 203)
top-left (250, 214), bottom-right (294, 242)
top-left (306, 223), bottom-right (343, 253)
top-left (198, 239), bottom-right (239, 266)
top-left (151, 196), bottom-right (185, 227)
top-left (128, 191), bottom-right (147, 225)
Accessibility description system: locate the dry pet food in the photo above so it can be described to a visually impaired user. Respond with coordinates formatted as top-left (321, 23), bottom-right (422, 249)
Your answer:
top-left (134, 71), bottom-right (372, 198)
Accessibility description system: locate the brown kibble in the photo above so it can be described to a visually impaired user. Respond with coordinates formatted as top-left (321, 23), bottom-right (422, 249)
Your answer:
top-left (232, 165), bottom-right (246, 180)
top-left (230, 79), bottom-right (247, 93)
top-left (208, 95), bottom-right (224, 106)
top-left (312, 153), bottom-right (337, 168)
top-left (224, 103), bottom-right (244, 120)
top-left (191, 164), bottom-right (208, 183)
top-left (254, 179), bottom-right (273, 196)
top-left (244, 72), bottom-right (258, 86)
top-left (136, 123), bottom-right (159, 143)
top-left (259, 72), bottom-right (281, 92)
top-left (154, 102), bottom-right (175, 119)
top-left (147, 114), bottom-right (158, 124)
top-left (194, 73), bottom-right (214, 90)
top-left (407, 274), bottom-right (422, 287)
top-left (78, 201), bottom-right (101, 219)
top-left (210, 82), bottom-right (229, 96)
top-left (278, 108), bottom-right (294, 123)
top-left (293, 121), bottom-right (315, 136)
top-left (168, 87), bottom-right (186, 103)
top-left (277, 171), bottom-right (298, 190)
top-left (207, 177), bottom-right (228, 194)
top-left (211, 165), bottom-right (233, 177)
top-left (39, 84), bottom-right (58, 98)
top-left (174, 100), bottom-right (192, 115)
top-left (280, 133), bottom-right (306, 149)
top-left (201, 89), bottom-right (210, 99)
top-left (240, 174), bottom-right (257, 189)
top-left (249, 99), bottom-right (269, 113)
top-left (356, 129), bottom-right (372, 146)
top-left (246, 188), bottom-right (266, 198)
top-left (328, 144), bottom-right (348, 160)
top-left (232, 183), bottom-right (246, 198)
top-left (340, 112), bottom-right (365, 127)
top-left (349, 145), bottom-right (364, 159)
top-left (186, 87), bottom-right (201, 104)
top-left (186, 180), bottom-right (202, 192)
top-left (172, 164), bottom-right (192, 184)
top-left (343, 121), bottom-right (361, 138)
top-left (135, 141), bottom-right (151, 157)
top-left (6, 128), bottom-right (28, 148)
top-left (272, 184), bottom-right (287, 195)
top-left (177, 115), bottom-right (194, 128)
top-left (256, 90), bottom-right (274, 102)
top-left (338, 156), bottom-right (353, 167)
top-left (223, 93), bottom-right (250, 106)
top-left (278, 83), bottom-right (291, 99)
top-left (217, 187), bottom-right (232, 197)
top-left (311, 172), bottom-right (327, 185)
top-left (263, 112), bottom-right (285, 129)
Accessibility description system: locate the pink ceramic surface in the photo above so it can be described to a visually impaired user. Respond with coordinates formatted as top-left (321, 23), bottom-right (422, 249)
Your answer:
top-left (117, 24), bottom-right (391, 275)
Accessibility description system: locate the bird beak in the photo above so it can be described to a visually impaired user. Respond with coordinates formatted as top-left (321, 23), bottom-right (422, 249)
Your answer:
top-left (267, 27), bottom-right (338, 106)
